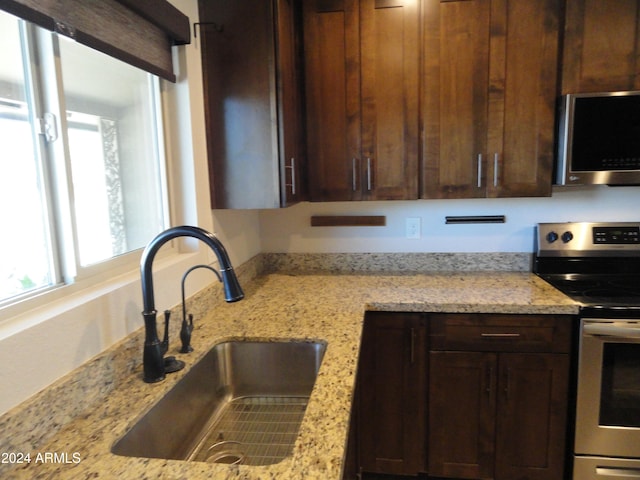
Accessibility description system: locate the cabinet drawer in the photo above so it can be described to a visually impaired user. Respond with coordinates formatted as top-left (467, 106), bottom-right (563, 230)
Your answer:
top-left (429, 314), bottom-right (573, 353)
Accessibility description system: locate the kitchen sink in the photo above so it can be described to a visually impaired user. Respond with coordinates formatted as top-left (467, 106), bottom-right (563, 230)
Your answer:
top-left (112, 340), bottom-right (327, 465)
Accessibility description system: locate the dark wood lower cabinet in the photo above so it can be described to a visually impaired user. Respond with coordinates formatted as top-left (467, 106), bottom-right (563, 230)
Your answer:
top-left (429, 352), bottom-right (570, 480)
top-left (495, 353), bottom-right (570, 480)
top-left (429, 351), bottom-right (496, 479)
top-left (357, 311), bottom-right (427, 476)
top-left (352, 312), bottom-right (573, 480)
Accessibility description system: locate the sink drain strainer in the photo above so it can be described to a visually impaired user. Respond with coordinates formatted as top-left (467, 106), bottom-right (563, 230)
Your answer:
top-left (203, 440), bottom-right (245, 465)
top-left (190, 396), bottom-right (309, 465)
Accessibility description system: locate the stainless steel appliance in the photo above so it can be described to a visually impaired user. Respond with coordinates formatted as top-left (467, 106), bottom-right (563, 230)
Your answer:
top-left (535, 222), bottom-right (640, 480)
top-left (556, 90), bottom-right (640, 186)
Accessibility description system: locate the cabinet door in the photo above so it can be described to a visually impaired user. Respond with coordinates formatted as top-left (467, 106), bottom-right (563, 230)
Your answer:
top-left (429, 351), bottom-right (497, 479)
top-left (303, 0), bottom-right (361, 201)
top-left (495, 353), bottom-right (570, 480)
top-left (422, 0), bottom-right (559, 199)
top-left (422, 0), bottom-right (491, 199)
top-left (562, 0), bottom-right (640, 94)
top-left (276, 0), bottom-right (306, 205)
top-left (360, 0), bottom-right (419, 200)
top-left (486, 0), bottom-right (560, 198)
top-left (200, 0), bottom-right (305, 209)
top-left (359, 312), bottom-right (427, 475)
top-left (200, 0), bottom-right (280, 208)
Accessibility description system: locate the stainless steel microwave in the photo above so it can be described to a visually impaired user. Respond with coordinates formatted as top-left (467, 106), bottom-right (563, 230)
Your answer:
top-left (556, 90), bottom-right (640, 186)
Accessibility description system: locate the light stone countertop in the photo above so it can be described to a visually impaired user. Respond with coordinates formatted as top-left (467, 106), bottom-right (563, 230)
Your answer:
top-left (1, 270), bottom-right (578, 480)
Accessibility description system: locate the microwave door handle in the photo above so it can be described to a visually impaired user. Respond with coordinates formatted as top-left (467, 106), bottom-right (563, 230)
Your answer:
top-left (596, 466), bottom-right (640, 478)
top-left (584, 324), bottom-right (640, 338)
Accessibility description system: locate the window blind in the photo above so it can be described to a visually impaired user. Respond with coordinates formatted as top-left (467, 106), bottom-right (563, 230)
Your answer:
top-left (0, 0), bottom-right (190, 82)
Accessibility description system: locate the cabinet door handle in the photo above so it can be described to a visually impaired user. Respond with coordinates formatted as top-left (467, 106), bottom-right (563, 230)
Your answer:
top-left (352, 158), bottom-right (358, 192)
top-left (481, 333), bottom-right (521, 338)
top-left (486, 366), bottom-right (493, 397)
top-left (477, 154), bottom-right (483, 188)
top-left (366, 157), bottom-right (372, 191)
top-left (285, 157), bottom-right (296, 195)
top-left (493, 153), bottom-right (499, 186)
top-left (504, 367), bottom-right (511, 402)
top-left (291, 157), bottom-right (296, 195)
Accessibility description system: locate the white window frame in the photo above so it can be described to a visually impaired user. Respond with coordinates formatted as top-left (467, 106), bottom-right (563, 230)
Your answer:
top-left (0, 16), bottom-right (175, 320)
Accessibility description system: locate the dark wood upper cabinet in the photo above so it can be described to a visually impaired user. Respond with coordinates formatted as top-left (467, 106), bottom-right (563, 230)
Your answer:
top-left (199, 0), bottom-right (306, 209)
top-left (199, 0), bottom-right (640, 205)
top-left (562, 0), bottom-right (640, 94)
top-left (422, 0), bottom-right (491, 199)
top-left (302, 0), bottom-right (420, 201)
top-left (422, 0), bottom-right (561, 198)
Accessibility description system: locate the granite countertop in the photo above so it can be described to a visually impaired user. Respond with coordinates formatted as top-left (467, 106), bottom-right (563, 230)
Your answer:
top-left (1, 270), bottom-right (578, 480)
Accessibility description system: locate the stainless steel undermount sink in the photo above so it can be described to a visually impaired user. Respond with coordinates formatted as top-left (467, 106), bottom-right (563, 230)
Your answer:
top-left (112, 340), bottom-right (327, 466)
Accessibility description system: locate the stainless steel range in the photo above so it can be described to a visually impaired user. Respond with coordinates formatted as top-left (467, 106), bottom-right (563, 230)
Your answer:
top-left (535, 222), bottom-right (640, 480)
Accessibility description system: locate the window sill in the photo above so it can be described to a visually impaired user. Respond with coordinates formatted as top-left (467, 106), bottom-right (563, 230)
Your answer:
top-left (0, 249), bottom-right (206, 342)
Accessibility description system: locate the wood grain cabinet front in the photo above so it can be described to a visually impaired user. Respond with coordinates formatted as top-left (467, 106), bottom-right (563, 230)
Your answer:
top-left (357, 311), bottom-right (427, 476)
top-left (562, 0), bottom-right (640, 94)
top-left (302, 0), bottom-right (420, 201)
top-left (352, 312), bottom-right (574, 480)
top-left (428, 313), bottom-right (573, 480)
top-left (422, 0), bottom-right (561, 199)
top-left (199, 0), bottom-right (306, 209)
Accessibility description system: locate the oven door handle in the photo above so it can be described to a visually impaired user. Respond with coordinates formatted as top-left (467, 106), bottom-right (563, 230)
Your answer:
top-left (596, 466), bottom-right (640, 478)
top-left (584, 323), bottom-right (640, 338)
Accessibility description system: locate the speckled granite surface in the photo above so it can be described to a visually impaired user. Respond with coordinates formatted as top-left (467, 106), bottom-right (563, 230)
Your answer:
top-left (263, 252), bottom-right (533, 273)
top-left (0, 253), bottom-right (578, 479)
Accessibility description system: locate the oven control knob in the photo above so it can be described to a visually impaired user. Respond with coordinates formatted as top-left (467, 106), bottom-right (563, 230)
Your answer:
top-left (561, 231), bottom-right (574, 243)
top-left (546, 231), bottom-right (559, 243)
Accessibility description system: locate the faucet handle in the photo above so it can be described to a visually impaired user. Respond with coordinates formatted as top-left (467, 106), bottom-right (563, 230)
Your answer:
top-left (161, 310), bottom-right (171, 356)
top-left (180, 314), bottom-right (194, 353)
top-left (160, 309), bottom-right (186, 372)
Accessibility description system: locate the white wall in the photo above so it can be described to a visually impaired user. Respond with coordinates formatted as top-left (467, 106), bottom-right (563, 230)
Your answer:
top-left (259, 186), bottom-right (640, 253)
top-left (212, 209), bottom-right (262, 266)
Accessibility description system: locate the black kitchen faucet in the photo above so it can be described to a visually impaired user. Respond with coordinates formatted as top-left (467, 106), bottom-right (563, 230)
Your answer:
top-left (139, 225), bottom-right (244, 383)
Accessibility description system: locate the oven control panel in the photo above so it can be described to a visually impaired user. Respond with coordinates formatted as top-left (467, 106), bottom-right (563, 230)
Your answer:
top-left (537, 222), bottom-right (640, 256)
top-left (593, 226), bottom-right (640, 244)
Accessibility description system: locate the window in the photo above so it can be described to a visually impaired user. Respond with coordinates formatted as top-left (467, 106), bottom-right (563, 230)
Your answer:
top-left (0, 10), bottom-right (169, 305)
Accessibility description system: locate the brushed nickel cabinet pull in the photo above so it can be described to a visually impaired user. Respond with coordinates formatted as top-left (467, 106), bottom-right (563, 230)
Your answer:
top-left (290, 157), bottom-right (296, 195)
top-left (366, 157), bottom-right (372, 191)
top-left (285, 157), bottom-right (296, 195)
top-left (352, 158), bottom-right (358, 192)
top-left (477, 153), bottom-right (483, 188)
top-left (481, 333), bottom-right (521, 338)
top-left (493, 153), bottom-right (499, 186)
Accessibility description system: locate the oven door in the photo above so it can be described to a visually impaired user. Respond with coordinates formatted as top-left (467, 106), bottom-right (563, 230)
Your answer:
top-left (575, 318), bottom-right (640, 459)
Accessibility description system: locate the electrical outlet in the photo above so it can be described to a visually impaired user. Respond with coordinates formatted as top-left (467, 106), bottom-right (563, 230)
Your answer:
top-left (406, 217), bottom-right (421, 239)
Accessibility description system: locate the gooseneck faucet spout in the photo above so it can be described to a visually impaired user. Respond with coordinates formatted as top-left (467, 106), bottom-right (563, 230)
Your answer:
top-left (140, 225), bottom-right (244, 383)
